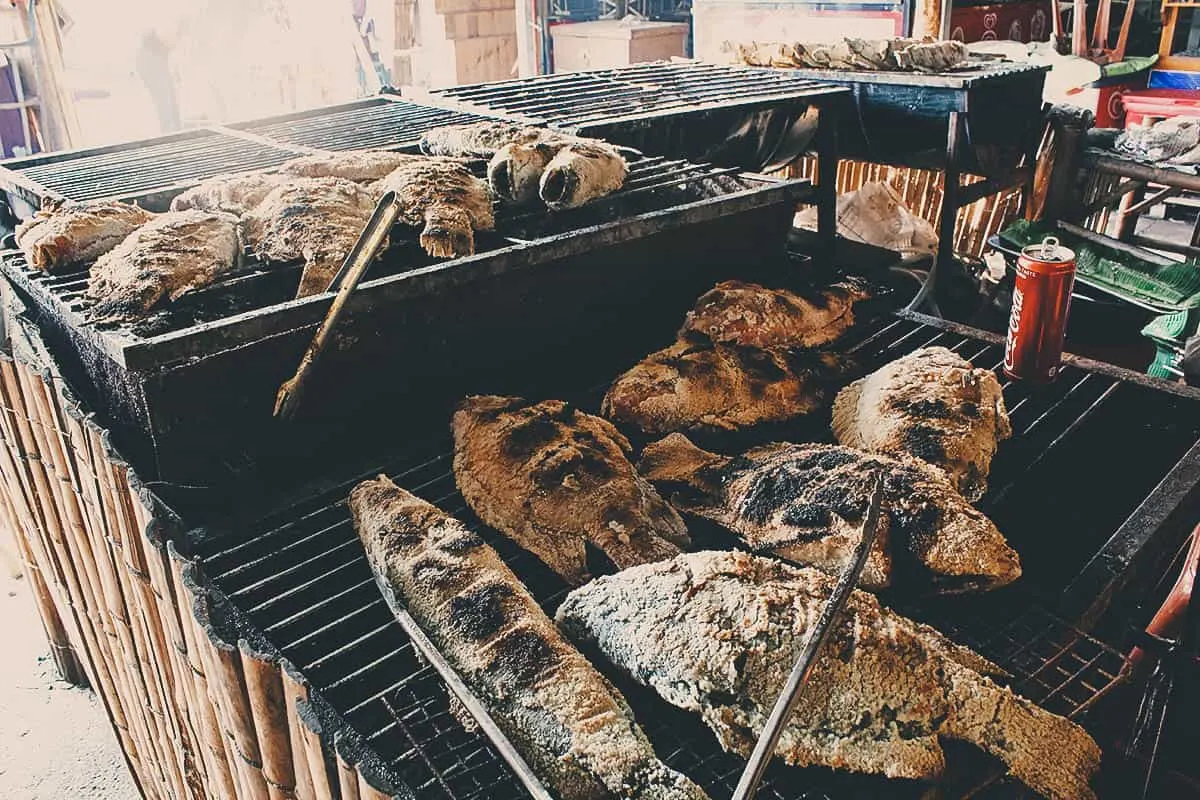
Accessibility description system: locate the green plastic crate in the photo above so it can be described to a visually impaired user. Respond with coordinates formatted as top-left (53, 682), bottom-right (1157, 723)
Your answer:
top-left (998, 220), bottom-right (1200, 312)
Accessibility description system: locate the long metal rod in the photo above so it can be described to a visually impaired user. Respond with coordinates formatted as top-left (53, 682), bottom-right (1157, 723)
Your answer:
top-left (731, 475), bottom-right (885, 800)
top-left (274, 191), bottom-right (402, 421)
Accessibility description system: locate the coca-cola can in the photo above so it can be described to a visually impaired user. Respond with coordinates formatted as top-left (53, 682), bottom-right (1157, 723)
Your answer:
top-left (1003, 236), bottom-right (1076, 382)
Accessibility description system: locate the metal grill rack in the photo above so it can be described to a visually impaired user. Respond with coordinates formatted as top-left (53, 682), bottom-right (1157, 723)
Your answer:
top-left (428, 61), bottom-right (845, 130)
top-left (0, 128), bottom-right (308, 213)
top-left (0, 96), bottom-right (522, 213)
top-left (191, 310), bottom-right (1199, 800)
top-left (230, 96), bottom-right (509, 153)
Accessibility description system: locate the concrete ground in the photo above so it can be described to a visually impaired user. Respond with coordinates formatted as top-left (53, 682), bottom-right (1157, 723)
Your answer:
top-left (0, 563), bottom-right (142, 800)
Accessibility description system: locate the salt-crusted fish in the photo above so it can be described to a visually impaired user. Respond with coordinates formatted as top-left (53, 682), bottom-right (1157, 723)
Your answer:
top-left (240, 176), bottom-right (377, 298)
top-left (452, 395), bottom-right (689, 586)
top-left (86, 210), bottom-right (239, 323)
top-left (170, 172), bottom-right (287, 215)
top-left (278, 149), bottom-right (426, 183)
top-left (16, 200), bottom-right (153, 273)
top-left (680, 279), bottom-right (871, 350)
top-left (375, 157), bottom-right (495, 259)
top-left (833, 346), bottom-right (1012, 501)
top-left (602, 338), bottom-right (849, 436)
top-left (350, 476), bottom-right (710, 800)
top-left (556, 550), bottom-right (1100, 800)
top-left (638, 433), bottom-right (1020, 592)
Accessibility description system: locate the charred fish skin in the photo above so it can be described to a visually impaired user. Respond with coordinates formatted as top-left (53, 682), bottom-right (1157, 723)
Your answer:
top-left (602, 338), bottom-right (850, 437)
top-left (350, 476), bottom-right (711, 800)
top-left (556, 551), bottom-right (1101, 800)
top-left (452, 395), bottom-right (689, 586)
top-left (16, 200), bottom-right (154, 274)
top-left (832, 346), bottom-right (1012, 502)
top-left (85, 209), bottom-right (239, 324)
top-left (679, 279), bottom-right (871, 350)
top-left (638, 433), bottom-right (1021, 593)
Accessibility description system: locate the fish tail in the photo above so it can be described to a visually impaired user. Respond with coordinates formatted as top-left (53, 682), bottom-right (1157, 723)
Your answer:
top-left (943, 662), bottom-right (1100, 800)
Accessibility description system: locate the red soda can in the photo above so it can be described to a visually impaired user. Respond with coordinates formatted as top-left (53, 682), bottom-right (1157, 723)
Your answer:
top-left (1003, 236), bottom-right (1076, 382)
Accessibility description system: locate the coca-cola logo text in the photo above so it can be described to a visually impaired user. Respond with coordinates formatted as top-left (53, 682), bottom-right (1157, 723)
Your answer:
top-left (1004, 285), bottom-right (1024, 371)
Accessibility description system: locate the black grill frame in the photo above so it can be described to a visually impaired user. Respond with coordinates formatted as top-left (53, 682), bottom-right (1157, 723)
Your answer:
top-left (189, 309), bottom-right (1200, 800)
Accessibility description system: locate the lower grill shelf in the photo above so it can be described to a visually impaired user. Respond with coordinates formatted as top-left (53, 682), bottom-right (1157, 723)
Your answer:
top-left (192, 311), bottom-right (1198, 799)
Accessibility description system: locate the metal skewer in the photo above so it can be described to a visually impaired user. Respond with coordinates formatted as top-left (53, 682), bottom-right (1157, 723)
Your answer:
top-left (274, 191), bottom-right (402, 421)
top-left (731, 474), bottom-right (885, 800)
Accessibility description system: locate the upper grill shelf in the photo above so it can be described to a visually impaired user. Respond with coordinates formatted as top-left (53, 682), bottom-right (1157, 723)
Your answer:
top-left (230, 95), bottom-right (509, 152)
top-left (0, 96), bottom-right (520, 213)
top-left (426, 61), bottom-right (847, 129)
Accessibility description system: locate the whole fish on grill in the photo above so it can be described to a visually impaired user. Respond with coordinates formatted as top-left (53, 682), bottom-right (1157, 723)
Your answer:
top-left (538, 140), bottom-right (629, 210)
top-left (86, 209), bottom-right (239, 323)
top-left (375, 157), bottom-right (495, 259)
top-left (680, 279), bottom-right (871, 350)
top-left (420, 121), bottom-right (530, 158)
top-left (452, 395), bottom-right (689, 586)
top-left (833, 347), bottom-right (1012, 502)
top-left (15, 199), bottom-right (154, 273)
top-left (240, 176), bottom-right (377, 298)
top-left (602, 338), bottom-right (850, 436)
top-left (350, 476), bottom-right (710, 800)
top-left (170, 172), bottom-right (287, 215)
top-left (278, 149), bottom-right (429, 183)
top-left (422, 122), bottom-right (629, 208)
top-left (556, 550), bottom-right (1101, 800)
top-left (638, 433), bottom-right (1020, 592)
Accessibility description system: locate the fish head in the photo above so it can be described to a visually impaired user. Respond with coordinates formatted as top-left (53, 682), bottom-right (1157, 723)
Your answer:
top-left (420, 204), bottom-right (475, 259)
top-left (488, 140), bottom-right (557, 204)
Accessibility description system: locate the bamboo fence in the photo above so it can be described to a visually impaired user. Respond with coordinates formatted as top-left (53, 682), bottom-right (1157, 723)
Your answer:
top-left (0, 288), bottom-right (401, 800)
top-left (786, 156), bottom-right (1027, 260)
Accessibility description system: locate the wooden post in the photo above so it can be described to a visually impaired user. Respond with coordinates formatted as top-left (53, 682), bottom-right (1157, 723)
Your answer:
top-left (18, 0), bottom-right (81, 150)
top-left (515, 0), bottom-right (537, 77)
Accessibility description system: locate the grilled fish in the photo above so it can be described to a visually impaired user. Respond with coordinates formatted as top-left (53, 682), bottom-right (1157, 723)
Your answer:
top-left (487, 130), bottom-right (629, 208)
top-left (602, 338), bottom-right (849, 436)
top-left (833, 346), bottom-right (1012, 502)
top-left (240, 176), bottom-right (377, 298)
top-left (86, 210), bottom-right (239, 323)
top-left (420, 121), bottom-right (531, 158)
top-left (351, 477), bottom-right (709, 800)
top-left (638, 433), bottom-right (1020, 592)
top-left (279, 149), bottom-right (426, 183)
top-left (557, 551), bottom-right (1100, 800)
top-left (375, 157), bottom-right (495, 259)
top-left (452, 396), bottom-right (689, 586)
top-left (170, 172), bottom-right (287, 215)
top-left (680, 279), bottom-right (871, 349)
top-left (539, 140), bottom-right (629, 210)
top-left (16, 200), bottom-right (154, 273)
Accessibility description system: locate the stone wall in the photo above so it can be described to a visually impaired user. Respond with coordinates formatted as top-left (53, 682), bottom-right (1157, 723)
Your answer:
top-left (394, 0), bottom-right (519, 88)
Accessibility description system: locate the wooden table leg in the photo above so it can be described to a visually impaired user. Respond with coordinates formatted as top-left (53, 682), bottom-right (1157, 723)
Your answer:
top-left (908, 111), bottom-right (962, 313)
top-left (815, 102), bottom-right (839, 264)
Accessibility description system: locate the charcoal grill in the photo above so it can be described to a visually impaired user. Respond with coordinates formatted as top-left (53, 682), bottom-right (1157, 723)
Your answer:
top-left (2, 159), bottom-right (812, 491)
top-left (421, 61), bottom-right (849, 174)
top-left (0, 96), bottom-right (515, 215)
top-left (185, 309), bottom-right (1200, 800)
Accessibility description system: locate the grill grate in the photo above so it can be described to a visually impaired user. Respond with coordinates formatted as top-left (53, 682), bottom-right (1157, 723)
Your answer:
top-left (0, 97), bottom-right (522, 211)
top-left (0, 129), bottom-right (306, 206)
top-left (0, 154), bottom-right (772, 344)
top-left (193, 312), bottom-right (1189, 800)
top-left (429, 61), bottom-right (844, 129)
top-left (232, 97), bottom-right (511, 152)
